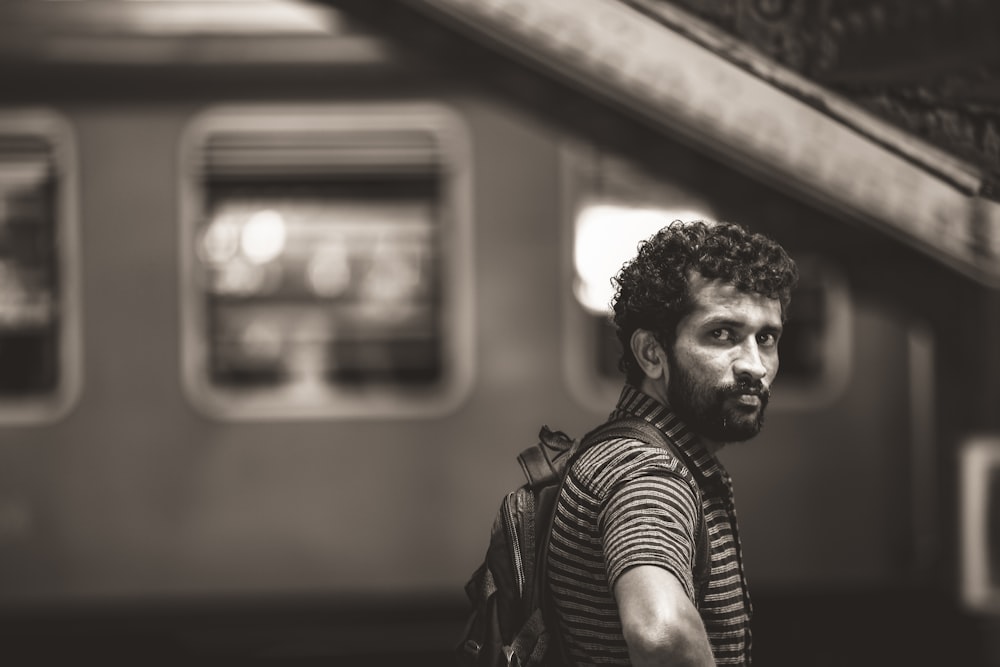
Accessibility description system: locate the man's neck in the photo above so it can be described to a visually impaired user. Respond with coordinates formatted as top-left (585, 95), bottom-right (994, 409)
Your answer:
top-left (636, 378), bottom-right (727, 456)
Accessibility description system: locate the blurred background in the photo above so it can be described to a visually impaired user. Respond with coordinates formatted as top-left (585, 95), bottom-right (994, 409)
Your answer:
top-left (1, 0), bottom-right (999, 664)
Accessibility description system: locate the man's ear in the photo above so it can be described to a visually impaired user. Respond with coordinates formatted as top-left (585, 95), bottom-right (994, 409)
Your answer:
top-left (630, 329), bottom-right (667, 380)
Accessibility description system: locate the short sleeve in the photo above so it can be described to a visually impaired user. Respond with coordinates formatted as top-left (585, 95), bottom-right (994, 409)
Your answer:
top-left (599, 471), bottom-right (701, 601)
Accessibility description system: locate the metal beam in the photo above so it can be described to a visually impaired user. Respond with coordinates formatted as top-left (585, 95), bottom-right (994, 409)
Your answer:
top-left (397, 0), bottom-right (1000, 286)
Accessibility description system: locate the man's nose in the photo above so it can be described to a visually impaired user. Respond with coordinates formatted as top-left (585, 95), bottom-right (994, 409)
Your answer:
top-left (733, 339), bottom-right (767, 382)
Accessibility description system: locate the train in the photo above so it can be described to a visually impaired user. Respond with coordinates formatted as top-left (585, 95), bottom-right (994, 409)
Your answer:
top-left (0, 2), bottom-right (998, 664)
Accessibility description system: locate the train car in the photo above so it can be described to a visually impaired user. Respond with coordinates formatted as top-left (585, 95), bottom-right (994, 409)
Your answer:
top-left (0, 1), bottom-right (999, 664)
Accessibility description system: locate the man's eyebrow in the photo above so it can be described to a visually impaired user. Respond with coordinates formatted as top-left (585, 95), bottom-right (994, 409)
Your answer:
top-left (698, 317), bottom-right (746, 328)
top-left (699, 317), bottom-right (783, 333)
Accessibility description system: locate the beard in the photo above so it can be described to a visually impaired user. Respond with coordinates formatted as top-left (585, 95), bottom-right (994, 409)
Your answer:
top-left (666, 355), bottom-right (770, 443)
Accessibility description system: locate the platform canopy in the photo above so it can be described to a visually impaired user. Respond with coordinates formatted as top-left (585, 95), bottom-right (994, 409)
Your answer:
top-left (333, 0), bottom-right (1000, 287)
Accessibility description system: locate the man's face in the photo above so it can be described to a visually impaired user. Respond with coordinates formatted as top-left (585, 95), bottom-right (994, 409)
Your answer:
top-left (666, 273), bottom-right (783, 444)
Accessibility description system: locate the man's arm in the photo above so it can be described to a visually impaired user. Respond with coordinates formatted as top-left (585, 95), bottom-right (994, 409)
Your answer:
top-left (600, 456), bottom-right (712, 666)
top-left (614, 565), bottom-right (715, 667)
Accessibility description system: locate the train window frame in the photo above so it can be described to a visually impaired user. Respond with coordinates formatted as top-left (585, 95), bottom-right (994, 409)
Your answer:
top-left (960, 435), bottom-right (1000, 615)
top-left (178, 103), bottom-right (474, 421)
top-left (559, 143), bottom-right (851, 413)
top-left (0, 108), bottom-right (82, 425)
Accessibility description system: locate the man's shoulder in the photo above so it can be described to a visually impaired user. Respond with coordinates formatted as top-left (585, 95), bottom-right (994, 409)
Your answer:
top-left (571, 431), bottom-right (695, 496)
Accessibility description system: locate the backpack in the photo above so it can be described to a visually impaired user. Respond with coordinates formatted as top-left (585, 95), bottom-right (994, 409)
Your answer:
top-left (456, 417), bottom-right (710, 667)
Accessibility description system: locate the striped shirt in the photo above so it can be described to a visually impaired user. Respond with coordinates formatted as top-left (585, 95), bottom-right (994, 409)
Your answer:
top-left (548, 385), bottom-right (753, 665)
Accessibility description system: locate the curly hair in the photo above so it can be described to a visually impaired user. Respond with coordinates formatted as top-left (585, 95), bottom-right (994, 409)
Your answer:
top-left (612, 220), bottom-right (799, 385)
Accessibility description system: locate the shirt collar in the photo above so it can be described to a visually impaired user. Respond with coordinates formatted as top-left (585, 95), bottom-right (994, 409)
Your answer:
top-left (609, 384), bottom-right (730, 489)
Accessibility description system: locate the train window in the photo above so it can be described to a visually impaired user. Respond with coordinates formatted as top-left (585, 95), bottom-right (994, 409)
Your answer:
top-left (179, 104), bottom-right (473, 420)
top-left (561, 147), bottom-right (850, 412)
top-left (0, 110), bottom-right (81, 424)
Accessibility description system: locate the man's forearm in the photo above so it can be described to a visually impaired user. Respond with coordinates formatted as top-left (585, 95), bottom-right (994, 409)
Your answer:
top-left (616, 565), bottom-right (716, 667)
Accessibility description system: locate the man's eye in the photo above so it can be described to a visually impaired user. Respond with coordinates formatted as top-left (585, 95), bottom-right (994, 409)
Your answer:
top-left (757, 332), bottom-right (778, 346)
top-left (712, 328), bottom-right (734, 341)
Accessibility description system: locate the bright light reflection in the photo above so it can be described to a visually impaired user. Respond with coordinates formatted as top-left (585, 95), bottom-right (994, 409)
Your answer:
top-left (213, 257), bottom-right (266, 295)
top-left (574, 204), bottom-right (712, 315)
top-left (363, 236), bottom-right (422, 304)
top-left (307, 241), bottom-right (352, 298)
top-left (199, 218), bottom-right (241, 265)
top-left (241, 209), bottom-right (287, 264)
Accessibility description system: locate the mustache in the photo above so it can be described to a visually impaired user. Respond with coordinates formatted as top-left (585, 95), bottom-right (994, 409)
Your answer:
top-left (721, 379), bottom-right (770, 400)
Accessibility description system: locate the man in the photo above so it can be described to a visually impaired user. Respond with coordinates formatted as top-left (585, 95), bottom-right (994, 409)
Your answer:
top-left (547, 220), bottom-right (798, 666)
